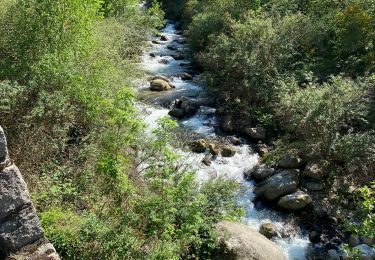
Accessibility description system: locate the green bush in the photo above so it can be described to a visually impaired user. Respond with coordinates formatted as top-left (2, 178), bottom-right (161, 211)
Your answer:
top-left (276, 76), bottom-right (374, 176)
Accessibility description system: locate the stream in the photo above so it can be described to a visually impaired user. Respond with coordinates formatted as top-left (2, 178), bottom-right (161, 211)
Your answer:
top-left (137, 21), bottom-right (310, 260)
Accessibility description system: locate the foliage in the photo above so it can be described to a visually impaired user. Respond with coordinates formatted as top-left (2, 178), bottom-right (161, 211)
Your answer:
top-left (345, 182), bottom-right (375, 239)
top-left (34, 119), bottom-right (243, 259)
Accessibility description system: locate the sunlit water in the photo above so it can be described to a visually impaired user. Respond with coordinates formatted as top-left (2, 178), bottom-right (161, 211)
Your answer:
top-left (137, 21), bottom-right (310, 259)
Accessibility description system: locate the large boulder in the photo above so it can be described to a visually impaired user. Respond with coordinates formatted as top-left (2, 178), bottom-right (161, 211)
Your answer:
top-left (149, 79), bottom-right (173, 91)
top-left (250, 167), bottom-right (274, 182)
top-left (0, 165), bottom-right (44, 252)
top-left (277, 190), bottom-right (312, 211)
top-left (216, 221), bottom-right (287, 260)
top-left (254, 169), bottom-right (299, 201)
top-left (303, 159), bottom-right (330, 180)
top-left (353, 244), bottom-right (375, 260)
top-left (244, 127), bottom-right (266, 140)
top-left (278, 155), bottom-right (302, 169)
top-left (180, 98), bottom-right (201, 116)
top-left (0, 128), bottom-right (59, 259)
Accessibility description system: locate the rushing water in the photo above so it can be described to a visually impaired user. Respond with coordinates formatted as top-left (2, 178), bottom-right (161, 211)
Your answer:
top-left (137, 21), bottom-right (310, 260)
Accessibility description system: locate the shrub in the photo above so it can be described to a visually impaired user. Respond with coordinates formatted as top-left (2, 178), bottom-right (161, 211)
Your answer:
top-left (276, 76), bottom-right (374, 176)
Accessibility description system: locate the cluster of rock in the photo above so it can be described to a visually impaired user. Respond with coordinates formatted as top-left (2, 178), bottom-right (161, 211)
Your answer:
top-left (169, 97), bottom-right (201, 119)
top-left (250, 155), bottom-right (314, 212)
top-left (0, 126), bottom-right (59, 259)
top-left (188, 138), bottom-right (239, 165)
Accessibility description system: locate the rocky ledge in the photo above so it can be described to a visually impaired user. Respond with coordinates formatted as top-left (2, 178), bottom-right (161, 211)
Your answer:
top-left (0, 126), bottom-right (59, 260)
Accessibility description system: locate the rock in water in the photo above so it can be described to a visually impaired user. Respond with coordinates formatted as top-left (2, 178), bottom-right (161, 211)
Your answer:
top-left (277, 190), bottom-right (312, 211)
top-left (278, 155), bottom-right (302, 169)
top-left (222, 146), bottom-right (236, 157)
top-left (169, 108), bottom-right (185, 119)
top-left (149, 79), bottom-right (173, 91)
top-left (259, 223), bottom-right (279, 239)
top-left (160, 35), bottom-right (168, 41)
top-left (180, 72), bottom-right (193, 80)
top-left (202, 155), bottom-right (212, 166)
top-left (216, 221), bottom-right (287, 260)
top-left (254, 169), bottom-right (299, 201)
top-left (0, 126), bottom-right (8, 164)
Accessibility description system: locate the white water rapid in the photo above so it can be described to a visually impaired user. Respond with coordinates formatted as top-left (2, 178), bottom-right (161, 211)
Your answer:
top-left (137, 21), bottom-right (310, 260)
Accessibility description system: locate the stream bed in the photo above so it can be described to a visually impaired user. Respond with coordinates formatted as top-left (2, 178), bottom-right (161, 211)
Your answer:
top-left (137, 21), bottom-right (310, 260)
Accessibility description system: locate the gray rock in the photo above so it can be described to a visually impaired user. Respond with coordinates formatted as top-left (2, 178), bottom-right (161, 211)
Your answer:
top-left (7, 238), bottom-right (60, 260)
top-left (0, 165), bottom-right (32, 220)
top-left (180, 98), bottom-right (200, 115)
top-left (0, 205), bottom-right (44, 252)
top-left (254, 169), bottom-right (299, 201)
top-left (326, 249), bottom-right (340, 260)
top-left (160, 35), bottom-right (168, 41)
top-left (0, 165), bottom-right (44, 252)
top-left (216, 221), bottom-right (287, 260)
top-left (303, 159), bottom-right (330, 180)
top-left (222, 146), bottom-right (236, 157)
top-left (277, 190), bottom-right (312, 211)
top-left (152, 40), bottom-right (160, 44)
top-left (251, 167), bottom-right (274, 182)
top-left (159, 58), bottom-right (170, 64)
top-left (259, 223), bottom-right (279, 239)
top-left (0, 126), bottom-right (9, 164)
top-left (244, 127), bottom-right (266, 140)
top-left (169, 108), bottom-right (185, 119)
top-left (353, 244), bottom-right (375, 259)
top-left (172, 52), bottom-right (185, 60)
top-left (278, 155), bottom-right (302, 169)
top-left (305, 181), bottom-right (324, 191)
top-left (149, 79), bottom-right (173, 91)
top-left (150, 75), bottom-right (172, 83)
top-left (180, 72), bottom-right (193, 80)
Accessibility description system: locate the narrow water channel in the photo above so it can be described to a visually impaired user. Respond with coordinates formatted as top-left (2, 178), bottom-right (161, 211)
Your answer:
top-left (137, 21), bottom-right (310, 260)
